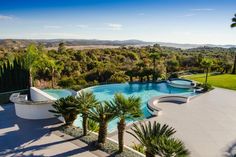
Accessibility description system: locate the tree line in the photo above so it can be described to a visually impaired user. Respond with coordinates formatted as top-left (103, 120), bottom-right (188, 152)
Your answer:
top-left (0, 42), bottom-right (235, 90)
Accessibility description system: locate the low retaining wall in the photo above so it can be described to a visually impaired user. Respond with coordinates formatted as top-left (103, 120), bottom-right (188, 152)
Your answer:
top-left (147, 95), bottom-right (190, 116)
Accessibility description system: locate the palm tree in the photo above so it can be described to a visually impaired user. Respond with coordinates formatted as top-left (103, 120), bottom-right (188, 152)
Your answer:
top-left (231, 15), bottom-right (236, 74)
top-left (149, 53), bottom-right (160, 81)
top-left (125, 70), bottom-right (134, 82)
top-left (24, 44), bottom-right (40, 87)
top-left (76, 91), bottom-right (99, 136)
top-left (49, 96), bottom-right (78, 125)
top-left (109, 93), bottom-right (142, 152)
top-left (200, 58), bottom-right (213, 85)
top-left (231, 14), bottom-right (236, 28)
top-left (136, 62), bottom-right (146, 82)
top-left (127, 121), bottom-right (176, 157)
top-left (89, 102), bottom-right (116, 146)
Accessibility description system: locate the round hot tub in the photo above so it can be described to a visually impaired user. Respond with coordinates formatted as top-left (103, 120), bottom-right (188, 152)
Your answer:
top-left (167, 78), bottom-right (196, 89)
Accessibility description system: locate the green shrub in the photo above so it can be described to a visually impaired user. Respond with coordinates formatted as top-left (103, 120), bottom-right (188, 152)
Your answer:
top-left (108, 72), bottom-right (129, 83)
top-left (202, 83), bottom-right (213, 92)
top-left (58, 77), bottom-right (76, 87)
top-left (168, 73), bottom-right (179, 79)
top-left (88, 119), bottom-right (99, 132)
top-left (131, 143), bottom-right (145, 154)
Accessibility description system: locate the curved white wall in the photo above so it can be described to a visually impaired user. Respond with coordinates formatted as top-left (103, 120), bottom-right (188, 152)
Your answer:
top-left (30, 87), bottom-right (56, 101)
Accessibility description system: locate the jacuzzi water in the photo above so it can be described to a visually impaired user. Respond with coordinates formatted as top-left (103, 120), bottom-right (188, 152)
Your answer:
top-left (170, 80), bottom-right (192, 85)
top-left (43, 89), bottom-right (73, 99)
top-left (74, 82), bottom-right (196, 133)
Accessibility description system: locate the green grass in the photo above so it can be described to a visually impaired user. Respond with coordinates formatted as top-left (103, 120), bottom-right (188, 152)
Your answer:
top-left (184, 74), bottom-right (236, 91)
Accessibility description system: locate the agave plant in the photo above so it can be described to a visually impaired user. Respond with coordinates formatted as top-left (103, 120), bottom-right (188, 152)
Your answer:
top-left (89, 102), bottom-right (116, 146)
top-left (131, 142), bottom-right (146, 154)
top-left (127, 121), bottom-right (177, 157)
top-left (76, 91), bottom-right (99, 136)
top-left (109, 93), bottom-right (142, 152)
top-left (49, 96), bottom-right (78, 125)
top-left (155, 136), bottom-right (190, 157)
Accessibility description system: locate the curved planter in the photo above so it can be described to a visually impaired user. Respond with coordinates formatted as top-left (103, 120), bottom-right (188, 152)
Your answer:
top-left (10, 93), bottom-right (56, 120)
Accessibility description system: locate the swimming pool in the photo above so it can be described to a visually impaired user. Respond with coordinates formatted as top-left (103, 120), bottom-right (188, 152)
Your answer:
top-left (42, 89), bottom-right (73, 99)
top-left (74, 82), bottom-right (196, 133)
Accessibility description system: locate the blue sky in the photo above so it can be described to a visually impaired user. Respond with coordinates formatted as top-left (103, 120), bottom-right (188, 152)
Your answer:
top-left (0, 0), bottom-right (236, 44)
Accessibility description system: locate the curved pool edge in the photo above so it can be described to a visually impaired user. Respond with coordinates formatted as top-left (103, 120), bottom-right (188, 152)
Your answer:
top-left (75, 81), bottom-right (197, 133)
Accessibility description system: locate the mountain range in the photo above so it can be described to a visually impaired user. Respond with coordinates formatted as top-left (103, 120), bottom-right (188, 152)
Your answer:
top-left (0, 39), bottom-right (235, 49)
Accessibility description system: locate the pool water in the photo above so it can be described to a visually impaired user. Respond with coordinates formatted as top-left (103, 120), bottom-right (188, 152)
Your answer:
top-left (74, 82), bottom-right (196, 133)
top-left (43, 89), bottom-right (73, 99)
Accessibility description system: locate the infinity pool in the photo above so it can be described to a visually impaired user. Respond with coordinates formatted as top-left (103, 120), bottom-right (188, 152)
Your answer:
top-left (43, 89), bottom-right (73, 99)
top-left (74, 82), bottom-right (196, 133)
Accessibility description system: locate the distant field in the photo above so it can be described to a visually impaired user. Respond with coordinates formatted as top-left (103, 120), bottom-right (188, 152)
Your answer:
top-left (184, 74), bottom-right (236, 90)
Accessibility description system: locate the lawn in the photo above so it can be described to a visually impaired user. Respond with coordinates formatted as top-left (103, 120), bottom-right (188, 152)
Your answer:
top-left (183, 74), bottom-right (236, 91)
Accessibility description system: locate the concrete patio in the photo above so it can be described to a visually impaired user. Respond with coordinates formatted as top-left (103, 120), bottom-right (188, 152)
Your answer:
top-left (2, 88), bottom-right (236, 157)
top-left (0, 104), bottom-right (98, 157)
top-left (110, 88), bottom-right (236, 157)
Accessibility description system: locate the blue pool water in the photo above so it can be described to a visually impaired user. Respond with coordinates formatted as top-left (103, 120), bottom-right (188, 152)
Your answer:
top-left (74, 82), bottom-right (196, 133)
top-left (43, 89), bottom-right (73, 99)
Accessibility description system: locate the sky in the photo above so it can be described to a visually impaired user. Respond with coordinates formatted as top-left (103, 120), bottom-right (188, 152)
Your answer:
top-left (0, 0), bottom-right (236, 45)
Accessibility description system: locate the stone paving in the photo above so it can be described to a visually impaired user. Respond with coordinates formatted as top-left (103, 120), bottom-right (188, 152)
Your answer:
top-left (110, 88), bottom-right (236, 157)
top-left (0, 104), bottom-right (97, 157)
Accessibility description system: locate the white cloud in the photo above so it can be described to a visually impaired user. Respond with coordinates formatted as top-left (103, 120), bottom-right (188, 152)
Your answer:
top-left (0, 15), bottom-right (13, 20)
top-left (138, 13), bottom-right (145, 16)
top-left (181, 14), bottom-right (196, 17)
top-left (191, 8), bottom-right (215, 11)
top-left (106, 23), bottom-right (123, 30)
top-left (76, 24), bottom-right (88, 28)
top-left (26, 32), bottom-right (81, 39)
top-left (44, 25), bottom-right (61, 29)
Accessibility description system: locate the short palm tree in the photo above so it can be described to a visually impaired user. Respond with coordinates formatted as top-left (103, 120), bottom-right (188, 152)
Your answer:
top-left (89, 102), bottom-right (116, 146)
top-left (127, 121), bottom-right (176, 157)
top-left (76, 91), bottom-right (99, 136)
top-left (156, 136), bottom-right (190, 157)
top-left (200, 58), bottom-right (213, 85)
top-left (109, 93), bottom-right (142, 152)
top-left (49, 96), bottom-right (78, 125)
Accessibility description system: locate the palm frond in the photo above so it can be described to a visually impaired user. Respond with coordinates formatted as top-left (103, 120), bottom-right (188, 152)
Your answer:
top-left (231, 23), bottom-right (236, 28)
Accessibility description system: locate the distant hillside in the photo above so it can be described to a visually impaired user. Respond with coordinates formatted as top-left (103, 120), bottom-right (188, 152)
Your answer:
top-left (0, 39), bottom-right (153, 49)
top-left (157, 42), bottom-right (236, 49)
top-left (0, 39), bottom-right (235, 49)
